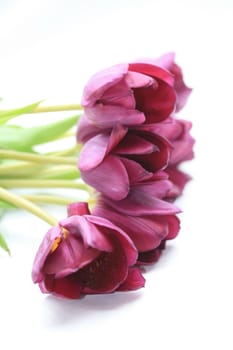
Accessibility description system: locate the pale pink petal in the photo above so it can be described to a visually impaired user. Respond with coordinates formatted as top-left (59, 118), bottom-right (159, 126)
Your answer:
top-left (82, 63), bottom-right (128, 106)
top-left (125, 70), bottom-right (156, 88)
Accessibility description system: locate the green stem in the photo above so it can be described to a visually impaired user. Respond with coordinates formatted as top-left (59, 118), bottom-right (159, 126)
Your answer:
top-left (0, 160), bottom-right (80, 179)
top-left (0, 179), bottom-right (90, 191)
top-left (0, 162), bottom-right (43, 176)
top-left (23, 194), bottom-right (78, 205)
top-left (32, 104), bottom-right (83, 114)
top-left (0, 187), bottom-right (57, 226)
top-left (0, 149), bottom-right (77, 165)
top-left (47, 144), bottom-right (81, 157)
top-left (32, 165), bottom-right (79, 179)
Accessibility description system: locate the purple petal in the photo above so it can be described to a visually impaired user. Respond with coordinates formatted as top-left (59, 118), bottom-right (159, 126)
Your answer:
top-left (76, 235), bottom-right (128, 293)
top-left (98, 77), bottom-right (135, 109)
top-left (60, 216), bottom-right (113, 252)
top-left (117, 267), bottom-right (145, 291)
top-left (86, 215), bottom-right (138, 266)
top-left (84, 105), bottom-right (145, 128)
top-left (67, 202), bottom-right (90, 217)
top-left (153, 52), bottom-right (176, 70)
top-left (32, 226), bottom-right (61, 283)
top-left (94, 204), bottom-right (168, 251)
top-left (114, 133), bottom-right (158, 155)
top-left (82, 63), bottom-right (129, 107)
top-left (125, 70), bottom-right (155, 88)
top-left (80, 155), bottom-right (130, 200)
top-left (120, 158), bottom-right (153, 184)
top-left (43, 234), bottom-right (100, 278)
top-left (78, 134), bottom-right (109, 171)
top-left (42, 275), bottom-right (82, 299)
top-left (77, 115), bottom-right (103, 143)
top-left (133, 179), bottom-right (173, 198)
top-left (129, 63), bottom-right (174, 86)
top-left (99, 189), bottom-right (180, 216)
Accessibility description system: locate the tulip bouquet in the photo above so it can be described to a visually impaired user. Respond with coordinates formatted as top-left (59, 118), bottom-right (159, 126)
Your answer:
top-left (0, 53), bottom-right (194, 299)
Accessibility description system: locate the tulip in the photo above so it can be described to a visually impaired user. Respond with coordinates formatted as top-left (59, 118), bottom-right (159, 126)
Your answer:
top-left (80, 53), bottom-right (191, 129)
top-left (32, 202), bottom-right (145, 299)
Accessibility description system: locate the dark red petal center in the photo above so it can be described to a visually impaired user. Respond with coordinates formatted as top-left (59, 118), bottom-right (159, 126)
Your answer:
top-left (76, 235), bottom-right (128, 292)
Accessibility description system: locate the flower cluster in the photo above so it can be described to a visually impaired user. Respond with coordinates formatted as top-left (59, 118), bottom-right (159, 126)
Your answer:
top-left (32, 53), bottom-right (194, 299)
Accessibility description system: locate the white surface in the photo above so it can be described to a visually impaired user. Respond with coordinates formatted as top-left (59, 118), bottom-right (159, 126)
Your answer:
top-left (0, 1), bottom-right (233, 349)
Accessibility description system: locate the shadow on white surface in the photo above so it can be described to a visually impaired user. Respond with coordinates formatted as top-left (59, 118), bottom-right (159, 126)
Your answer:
top-left (42, 289), bottom-right (143, 326)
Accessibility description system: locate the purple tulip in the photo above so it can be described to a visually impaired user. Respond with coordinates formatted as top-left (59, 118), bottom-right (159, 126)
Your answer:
top-left (78, 123), bottom-right (172, 200)
top-left (156, 119), bottom-right (195, 198)
top-left (93, 171), bottom-right (180, 264)
top-left (32, 202), bottom-right (145, 299)
top-left (80, 53), bottom-right (191, 129)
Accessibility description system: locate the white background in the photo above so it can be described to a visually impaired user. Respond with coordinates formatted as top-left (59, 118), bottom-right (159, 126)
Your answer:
top-left (0, 1), bottom-right (233, 349)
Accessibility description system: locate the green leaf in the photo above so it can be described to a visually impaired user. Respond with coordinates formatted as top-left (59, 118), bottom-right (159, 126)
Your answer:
top-left (0, 101), bottom-right (43, 125)
top-left (0, 232), bottom-right (11, 255)
top-left (0, 114), bottom-right (79, 151)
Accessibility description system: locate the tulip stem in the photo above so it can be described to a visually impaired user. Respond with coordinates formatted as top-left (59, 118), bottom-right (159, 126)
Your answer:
top-left (0, 149), bottom-right (77, 165)
top-left (32, 104), bottom-right (83, 114)
top-left (23, 194), bottom-right (78, 205)
top-left (46, 144), bottom-right (82, 157)
top-left (0, 187), bottom-right (57, 226)
top-left (0, 179), bottom-right (91, 191)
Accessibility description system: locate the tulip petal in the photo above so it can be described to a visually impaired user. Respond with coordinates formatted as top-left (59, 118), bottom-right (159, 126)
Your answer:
top-left (101, 189), bottom-right (179, 216)
top-left (32, 226), bottom-right (61, 283)
top-left (80, 155), bottom-right (130, 200)
top-left (43, 234), bottom-right (100, 278)
top-left (128, 133), bottom-right (171, 172)
top-left (133, 179), bottom-right (172, 198)
top-left (129, 63), bottom-right (174, 86)
top-left (42, 275), bottom-right (82, 299)
top-left (117, 267), bottom-right (145, 291)
top-left (120, 158), bottom-right (153, 184)
top-left (85, 105), bottom-right (145, 128)
top-left (133, 80), bottom-right (176, 123)
top-left (93, 204), bottom-right (168, 251)
top-left (125, 70), bottom-right (156, 89)
top-left (60, 216), bottom-right (113, 253)
top-left (114, 133), bottom-right (158, 155)
top-left (99, 78), bottom-right (135, 109)
top-left (78, 134), bottom-right (109, 171)
top-left (86, 214), bottom-right (138, 266)
top-left (166, 166), bottom-right (191, 198)
top-left (137, 243), bottom-right (165, 265)
top-left (154, 53), bottom-right (192, 111)
top-left (67, 202), bottom-right (90, 217)
top-left (82, 63), bottom-right (129, 106)
top-left (75, 235), bottom-right (128, 293)
top-left (165, 215), bottom-right (180, 240)
top-left (76, 115), bottom-right (102, 143)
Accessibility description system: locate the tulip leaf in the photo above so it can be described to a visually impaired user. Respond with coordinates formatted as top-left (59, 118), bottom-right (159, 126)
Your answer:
top-left (0, 114), bottom-right (79, 151)
top-left (0, 232), bottom-right (11, 255)
top-left (0, 101), bottom-right (43, 125)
